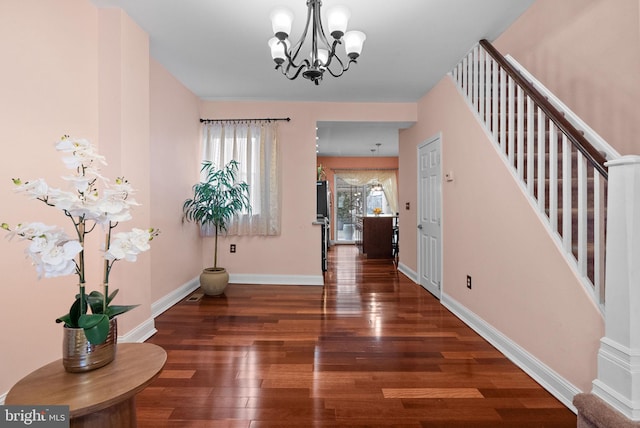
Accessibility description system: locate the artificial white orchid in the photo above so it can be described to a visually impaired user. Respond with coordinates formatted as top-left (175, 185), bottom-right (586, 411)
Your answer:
top-left (12, 222), bottom-right (84, 279)
top-left (105, 228), bottom-right (152, 263)
top-left (2, 135), bottom-right (159, 345)
top-left (12, 178), bottom-right (49, 199)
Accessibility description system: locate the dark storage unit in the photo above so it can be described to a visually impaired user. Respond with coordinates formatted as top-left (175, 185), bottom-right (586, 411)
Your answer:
top-left (355, 216), bottom-right (394, 259)
top-left (316, 180), bottom-right (329, 219)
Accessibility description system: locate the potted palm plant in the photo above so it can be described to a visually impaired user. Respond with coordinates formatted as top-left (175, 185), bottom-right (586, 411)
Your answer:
top-left (182, 160), bottom-right (250, 296)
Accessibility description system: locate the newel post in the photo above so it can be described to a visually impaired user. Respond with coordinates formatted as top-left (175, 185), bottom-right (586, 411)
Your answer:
top-left (592, 155), bottom-right (640, 420)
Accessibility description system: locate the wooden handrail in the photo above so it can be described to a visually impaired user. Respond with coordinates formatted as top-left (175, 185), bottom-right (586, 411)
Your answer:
top-left (479, 40), bottom-right (608, 178)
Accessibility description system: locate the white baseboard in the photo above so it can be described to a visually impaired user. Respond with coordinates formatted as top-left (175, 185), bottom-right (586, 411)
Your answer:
top-left (121, 277), bottom-right (200, 343)
top-left (151, 276), bottom-right (200, 318)
top-left (397, 262), bottom-right (418, 283)
top-left (441, 292), bottom-right (580, 414)
top-left (119, 316), bottom-right (157, 343)
top-left (230, 273), bottom-right (324, 286)
top-left (591, 337), bottom-right (640, 420)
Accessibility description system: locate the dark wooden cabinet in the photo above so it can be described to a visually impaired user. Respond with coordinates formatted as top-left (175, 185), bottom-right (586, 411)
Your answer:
top-left (356, 216), bottom-right (393, 259)
top-left (315, 217), bottom-right (330, 272)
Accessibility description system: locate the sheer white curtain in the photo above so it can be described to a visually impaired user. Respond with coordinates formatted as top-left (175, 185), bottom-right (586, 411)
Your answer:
top-left (336, 169), bottom-right (398, 214)
top-left (202, 121), bottom-right (280, 236)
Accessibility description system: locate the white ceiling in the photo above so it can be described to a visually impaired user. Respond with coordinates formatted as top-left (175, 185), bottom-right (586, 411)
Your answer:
top-left (91, 0), bottom-right (534, 156)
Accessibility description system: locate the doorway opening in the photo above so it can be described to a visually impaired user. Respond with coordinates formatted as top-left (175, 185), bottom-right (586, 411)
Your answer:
top-left (334, 175), bottom-right (393, 243)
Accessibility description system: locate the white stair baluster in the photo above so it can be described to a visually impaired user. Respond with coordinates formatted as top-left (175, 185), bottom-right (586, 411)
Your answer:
top-left (486, 51), bottom-right (492, 130)
top-left (472, 45), bottom-right (479, 109)
top-left (577, 152), bottom-right (588, 277)
top-left (594, 172), bottom-right (604, 305)
top-left (508, 75), bottom-right (515, 167)
top-left (492, 59), bottom-right (499, 141)
top-left (479, 46), bottom-right (485, 122)
top-left (499, 68), bottom-right (506, 152)
top-left (549, 122), bottom-right (558, 232)
top-left (526, 96), bottom-right (535, 196)
top-left (537, 108), bottom-right (546, 210)
top-left (562, 134), bottom-right (573, 254)
top-left (517, 86), bottom-right (524, 180)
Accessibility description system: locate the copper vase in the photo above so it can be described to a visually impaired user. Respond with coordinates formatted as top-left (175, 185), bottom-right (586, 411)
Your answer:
top-left (62, 318), bottom-right (117, 373)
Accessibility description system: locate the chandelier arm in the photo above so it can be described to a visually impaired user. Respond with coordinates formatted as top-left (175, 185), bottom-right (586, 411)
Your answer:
top-left (309, 0), bottom-right (323, 67)
top-left (280, 59), bottom-right (311, 80)
top-left (281, 66), bottom-right (308, 81)
top-left (323, 40), bottom-right (351, 78)
top-left (315, 10), bottom-right (335, 51)
top-left (283, 41), bottom-right (308, 70)
top-left (326, 60), bottom-right (355, 78)
top-left (321, 39), bottom-right (342, 70)
top-left (287, 1), bottom-right (314, 65)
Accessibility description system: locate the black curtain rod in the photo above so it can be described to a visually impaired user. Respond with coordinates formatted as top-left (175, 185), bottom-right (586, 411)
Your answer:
top-left (200, 117), bottom-right (291, 123)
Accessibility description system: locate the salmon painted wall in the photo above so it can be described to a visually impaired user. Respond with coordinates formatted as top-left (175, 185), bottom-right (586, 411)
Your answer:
top-left (97, 8), bottom-right (153, 339)
top-left (397, 0), bottom-right (635, 393)
top-left (0, 2), bottom-right (158, 396)
top-left (0, 0), bottom-right (99, 396)
top-left (198, 102), bottom-right (415, 279)
top-left (494, 0), bottom-right (640, 155)
top-left (317, 156), bottom-right (399, 241)
top-left (403, 77), bottom-right (602, 392)
top-left (149, 58), bottom-right (203, 301)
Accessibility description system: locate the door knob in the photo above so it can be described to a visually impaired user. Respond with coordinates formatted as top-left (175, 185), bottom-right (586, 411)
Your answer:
top-left (417, 224), bottom-right (423, 229)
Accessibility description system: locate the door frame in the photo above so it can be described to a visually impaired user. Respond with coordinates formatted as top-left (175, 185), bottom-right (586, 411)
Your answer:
top-left (417, 133), bottom-right (443, 299)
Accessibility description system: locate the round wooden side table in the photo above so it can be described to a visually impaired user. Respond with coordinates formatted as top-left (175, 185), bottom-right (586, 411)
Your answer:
top-left (5, 343), bottom-right (166, 428)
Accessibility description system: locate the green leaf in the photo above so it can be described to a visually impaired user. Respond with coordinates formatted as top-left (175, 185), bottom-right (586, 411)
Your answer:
top-left (107, 289), bottom-right (119, 305)
top-left (67, 295), bottom-right (87, 328)
top-left (55, 313), bottom-right (71, 325)
top-left (78, 313), bottom-right (105, 329)
top-left (106, 304), bottom-right (139, 318)
top-left (78, 314), bottom-right (110, 345)
top-left (86, 291), bottom-right (105, 314)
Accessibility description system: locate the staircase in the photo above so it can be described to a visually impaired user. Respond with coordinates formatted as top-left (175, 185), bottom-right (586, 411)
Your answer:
top-left (450, 40), bottom-right (620, 311)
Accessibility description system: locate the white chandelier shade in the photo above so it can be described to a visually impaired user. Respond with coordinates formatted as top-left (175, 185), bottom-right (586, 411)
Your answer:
top-left (270, 8), bottom-right (294, 39)
top-left (343, 31), bottom-right (366, 58)
top-left (326, 5), bottom-right (350, 38)
top-left (268, 0), bottom-right (366, 85)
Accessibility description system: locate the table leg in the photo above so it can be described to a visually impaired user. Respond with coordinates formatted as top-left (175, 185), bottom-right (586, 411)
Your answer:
top-left (71, 397), bottom-right (137, 428)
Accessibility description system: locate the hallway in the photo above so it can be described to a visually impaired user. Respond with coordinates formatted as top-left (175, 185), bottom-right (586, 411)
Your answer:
top-left (137, 245), bottom-right (577, 427)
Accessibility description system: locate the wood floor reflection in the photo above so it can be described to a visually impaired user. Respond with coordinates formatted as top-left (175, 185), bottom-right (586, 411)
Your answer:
top-left (137, 245), bottom-right (577, 427)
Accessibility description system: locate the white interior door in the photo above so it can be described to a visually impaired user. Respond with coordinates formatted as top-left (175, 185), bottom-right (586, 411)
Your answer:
top-left (418, 136), bottom-right (442, 299)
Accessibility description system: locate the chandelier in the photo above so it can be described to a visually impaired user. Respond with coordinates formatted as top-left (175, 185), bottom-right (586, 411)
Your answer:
top-left (268, 0), bottom-right (366, 85)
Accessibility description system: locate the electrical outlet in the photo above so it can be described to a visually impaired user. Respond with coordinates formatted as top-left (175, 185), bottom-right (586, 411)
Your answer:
top-left (466, 275), bottom-right (472, 289)
top-left (230, 244), bottom-right (236, 253)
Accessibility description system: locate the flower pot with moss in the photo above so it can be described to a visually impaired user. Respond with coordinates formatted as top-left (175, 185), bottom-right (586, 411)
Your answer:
top-left (182, 160), bottom-right (250, 296)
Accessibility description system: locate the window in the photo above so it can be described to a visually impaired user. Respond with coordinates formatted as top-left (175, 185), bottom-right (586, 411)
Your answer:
top-left (334, 171), bottom-right (398, 242)
top-left (201, 121), bottom-right (280, 236)
top-left (335, 178), bottom-right (362, 242)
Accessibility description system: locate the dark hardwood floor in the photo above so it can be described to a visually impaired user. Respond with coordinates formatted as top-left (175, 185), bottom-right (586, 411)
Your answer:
top-left (137, 245), bottom-right (577, 427)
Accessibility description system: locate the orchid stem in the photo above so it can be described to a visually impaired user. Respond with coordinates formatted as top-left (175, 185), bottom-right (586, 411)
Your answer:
top-left (102, 222), bottom-right (113, 314)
